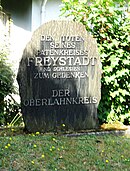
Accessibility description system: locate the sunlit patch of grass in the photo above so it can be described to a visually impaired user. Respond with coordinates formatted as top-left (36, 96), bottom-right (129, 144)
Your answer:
top-left (100, 121), bottom-right (128, 130)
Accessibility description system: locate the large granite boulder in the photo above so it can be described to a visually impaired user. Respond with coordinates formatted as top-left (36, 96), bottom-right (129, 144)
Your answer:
top-left (17, 20), bottom-right (101, 132)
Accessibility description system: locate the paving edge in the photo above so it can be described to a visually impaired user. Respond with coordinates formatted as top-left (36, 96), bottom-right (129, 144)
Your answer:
top-left (62, 128), bottom-right (130, 137)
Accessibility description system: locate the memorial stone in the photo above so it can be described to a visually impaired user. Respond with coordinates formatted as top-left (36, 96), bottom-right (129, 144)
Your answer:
top-left (17, 20), bottom-right (101, 132)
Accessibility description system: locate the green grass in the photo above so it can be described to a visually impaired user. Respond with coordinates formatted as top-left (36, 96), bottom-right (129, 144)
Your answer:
top-left (0, 129), bottom-right (130, 171)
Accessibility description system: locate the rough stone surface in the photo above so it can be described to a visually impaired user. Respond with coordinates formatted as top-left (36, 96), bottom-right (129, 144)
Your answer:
top-left (17, 20), bottom-right (102, 132)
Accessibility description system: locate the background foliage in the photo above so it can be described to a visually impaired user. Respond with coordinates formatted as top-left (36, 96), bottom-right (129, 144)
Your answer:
top-left (61, 0), bottom-right (130, 124)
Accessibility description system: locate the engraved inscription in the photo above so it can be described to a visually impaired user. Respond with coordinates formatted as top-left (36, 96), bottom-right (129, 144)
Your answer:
top-left (27, 35), bottom-right (97, 79)
top-left (23, 89), bottom-right (98, 106)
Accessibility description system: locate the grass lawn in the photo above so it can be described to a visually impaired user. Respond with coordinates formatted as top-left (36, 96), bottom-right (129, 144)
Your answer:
top-left (0, 128), bottom-right (130, 171)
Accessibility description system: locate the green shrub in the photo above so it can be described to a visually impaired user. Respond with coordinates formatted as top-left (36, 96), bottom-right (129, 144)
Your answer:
top-left (61, 0), bottom-right (130, 124)
top-left (0, 48), bottom-right (15, 125)
top-left (0, 5), bottom-right (21, 126)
